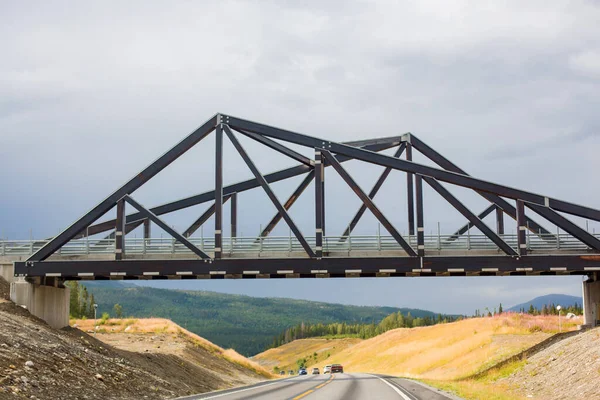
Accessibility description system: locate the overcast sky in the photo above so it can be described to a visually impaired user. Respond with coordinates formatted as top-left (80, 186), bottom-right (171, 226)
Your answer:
top-left (1, 1), bottom-right (599, 313)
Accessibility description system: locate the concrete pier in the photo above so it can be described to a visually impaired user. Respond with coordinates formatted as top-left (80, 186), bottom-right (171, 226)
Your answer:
top-left (583, 273), bottom-right (600, 327)
top-left (1, 261), bottom-right (70, 329)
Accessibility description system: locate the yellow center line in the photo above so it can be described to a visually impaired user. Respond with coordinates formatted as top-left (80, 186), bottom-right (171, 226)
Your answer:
top-left (293, 389), bottom-right (314, 400)
top-left (293, 374), bottom-right (335, 399)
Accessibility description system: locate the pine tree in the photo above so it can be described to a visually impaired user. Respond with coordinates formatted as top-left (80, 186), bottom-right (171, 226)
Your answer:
top-left (498, 303), bottom-right (503, 314)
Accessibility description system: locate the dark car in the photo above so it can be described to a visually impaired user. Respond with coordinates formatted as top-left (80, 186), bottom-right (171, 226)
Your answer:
top-left (331, 364), bottom-right (343, 373)
top-left (279, 371), bottom-right (285, 375)
top-left (298, 368), bottom-right (307, 375)
top-left (288, 370), bottom-right (294, 375)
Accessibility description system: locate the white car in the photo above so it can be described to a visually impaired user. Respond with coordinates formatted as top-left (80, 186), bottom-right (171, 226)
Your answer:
top-left (323, 365), bottom-right (332, 374)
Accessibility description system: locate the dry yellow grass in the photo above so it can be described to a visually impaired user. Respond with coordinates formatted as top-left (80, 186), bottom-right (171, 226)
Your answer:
top-left (254, 313), bottom-right (580, 382)
top-left (254, 337), bottom-right (362, 372)
top-left (328, 314), bottom-right (579, 380)
top-left (73, 317), bottom-right (274, 378)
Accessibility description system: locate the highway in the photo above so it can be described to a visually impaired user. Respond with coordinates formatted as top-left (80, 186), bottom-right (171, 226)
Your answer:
top-left (179, 373), bottom-right (458, 400)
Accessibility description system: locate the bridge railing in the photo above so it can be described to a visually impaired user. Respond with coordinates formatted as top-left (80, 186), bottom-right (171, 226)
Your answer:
top-left (0, 232), bottom-right (596, 257)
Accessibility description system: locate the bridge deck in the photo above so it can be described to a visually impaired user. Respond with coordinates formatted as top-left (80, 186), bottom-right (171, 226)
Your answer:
top-left (6, 233), bottom-right (600, 280)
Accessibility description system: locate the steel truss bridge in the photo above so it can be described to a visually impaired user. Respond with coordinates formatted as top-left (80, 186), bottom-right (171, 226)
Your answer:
top-left (13, 113), bottom-right (600, 281)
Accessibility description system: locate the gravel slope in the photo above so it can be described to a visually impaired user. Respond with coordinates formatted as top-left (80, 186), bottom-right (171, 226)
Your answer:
top-left (0, 277), bottom-right (268, 399)
top-left (503, 328), bottom-right (600, 399)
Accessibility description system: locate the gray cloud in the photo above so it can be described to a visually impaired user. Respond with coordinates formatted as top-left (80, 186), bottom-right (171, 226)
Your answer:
top-left (1, 0), bottom-right (599, 312)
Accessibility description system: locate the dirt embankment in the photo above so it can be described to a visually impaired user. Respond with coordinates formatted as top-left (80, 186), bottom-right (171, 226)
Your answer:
top-left (0, 277), bottom-right (270, 399)
top-left (501, 327), bottom-right (600, 399)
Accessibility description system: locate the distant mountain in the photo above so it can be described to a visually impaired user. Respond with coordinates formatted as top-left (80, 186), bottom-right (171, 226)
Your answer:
top-left (508, 294), bottom-right (582, 312)
top-left (82, 283), bottom-right (446, 356)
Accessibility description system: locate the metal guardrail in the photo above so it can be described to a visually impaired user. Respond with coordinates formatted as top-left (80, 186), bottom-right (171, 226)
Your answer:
top-left (0, 233), bottom-right (596, 257)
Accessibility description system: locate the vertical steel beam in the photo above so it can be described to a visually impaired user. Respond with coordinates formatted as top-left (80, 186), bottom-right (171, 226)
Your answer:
top-left (231, 192), bottom-right (237, 239)
top-left (315, 150), bottom-right (324, 258)
top-left (321, 158), bottom-right (326, 236)
top-left (496, 207), bottom-right (505, 235)
top-left (516, 200), bottom-right (527, 256)
top-left (143, 219), bottom-right (151, 239)
top-left (115, 198), bottom-right (126, 261)
top-left (406, 141), bottom-right (415, 236)
top-left (415, 175), bottom-right (425, 257)
top-left (215, 123), bottom-right (223, 259)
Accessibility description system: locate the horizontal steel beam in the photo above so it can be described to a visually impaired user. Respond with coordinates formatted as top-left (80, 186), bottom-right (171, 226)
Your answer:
top-left (15, 254), bottom-right (600, 277)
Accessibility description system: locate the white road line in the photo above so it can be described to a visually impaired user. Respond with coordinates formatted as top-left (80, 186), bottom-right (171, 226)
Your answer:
top-left (183, 379), bottom-right (292, 399)
top-left (375, 376), bottom-right (413, 400)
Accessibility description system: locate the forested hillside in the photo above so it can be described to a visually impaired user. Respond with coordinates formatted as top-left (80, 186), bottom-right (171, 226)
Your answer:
top-left (83, 282), bottom-right (441, 355)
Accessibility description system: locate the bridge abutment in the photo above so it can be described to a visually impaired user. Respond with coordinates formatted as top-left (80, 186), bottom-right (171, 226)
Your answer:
top-left (1, 262), bottom-right (70, 329)
top-left (583, 273), bottom-right (600, 327)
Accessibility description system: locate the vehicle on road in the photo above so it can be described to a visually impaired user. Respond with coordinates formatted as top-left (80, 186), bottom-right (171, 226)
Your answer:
top-left (331, 364), bottom-right (344, 373)
top-left (298, 368), bottom-right (307, 375)
top-left (279, 371), bottom-right (285, 375)
top-left (312, 367), bottom-right (320, 374)
top-left (323, 365), bottom-right (332, 374)
top-left (288, 370), bottom-right (294, 375)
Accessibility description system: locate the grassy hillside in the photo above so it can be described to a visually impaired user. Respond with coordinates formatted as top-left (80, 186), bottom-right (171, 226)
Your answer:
top-left (74, 317), bottom-right (272, 379)
top-left (83, 283), bottom-right (440, 355)
top-left (254, 337), bottom-right (362, 372)
top-left (255, 313), bottom-right (581, 381)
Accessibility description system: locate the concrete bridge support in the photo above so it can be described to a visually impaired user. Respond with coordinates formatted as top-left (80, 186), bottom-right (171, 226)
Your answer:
top-left (1, 262), bottom-right (70, 329)
top-left (583, 273), bottom-right (600, 327)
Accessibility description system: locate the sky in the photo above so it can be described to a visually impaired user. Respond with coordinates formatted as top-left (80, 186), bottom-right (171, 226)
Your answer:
top-left (1, 0), bottom-right (599, 314)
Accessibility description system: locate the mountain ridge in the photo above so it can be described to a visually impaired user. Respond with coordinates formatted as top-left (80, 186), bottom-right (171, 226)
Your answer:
top-left (508, 293), bottom-right (582, 312)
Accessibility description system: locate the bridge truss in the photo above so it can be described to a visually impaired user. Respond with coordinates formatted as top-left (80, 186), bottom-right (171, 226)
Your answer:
top-left (13, 113), bottom-right (600, 280)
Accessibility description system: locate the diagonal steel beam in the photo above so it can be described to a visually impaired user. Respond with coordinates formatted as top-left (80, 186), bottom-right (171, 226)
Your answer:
top-left (339, 143), bottom-right (406, 240)
top-left (227, 115), bottom-right (600, 222)
top-left (183, 195), bottom-right (231, 238)
top-left (27, 115), bottom-right (218, 262)
top-left (259, 171), bottom-right (315, 239)
top-left (78, 141), bottom-right (399, 238)
top-left (235, 128), bottom-right (314, 167)
top-left (526, 203), bottom-right (600, 251)
top-left (123, 195), bottom-right (210, 259)
top-left (223, 125), bottom-right (316, 258)
top-left (447, 204), bottom-right (497, 241)
top-left (408, 134), bottom-right (554, 239)
top-left (321, 150), bottom-right (417, 257)
top-left (424, 178), bottom-right (518, 256)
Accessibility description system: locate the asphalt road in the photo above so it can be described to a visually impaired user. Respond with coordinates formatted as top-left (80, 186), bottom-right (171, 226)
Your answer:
top-left (179, 373), bottom-right (459, 400)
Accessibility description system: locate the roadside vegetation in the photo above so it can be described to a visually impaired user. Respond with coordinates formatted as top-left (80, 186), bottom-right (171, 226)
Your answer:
top-left (256, 312), bottom-right (581, 393)
top-left (269, 311), bottom-right (459, 348)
